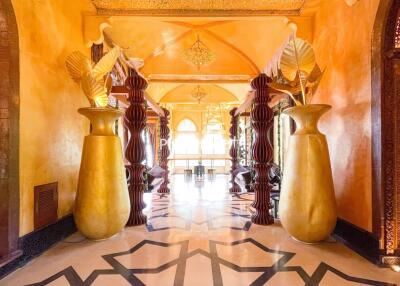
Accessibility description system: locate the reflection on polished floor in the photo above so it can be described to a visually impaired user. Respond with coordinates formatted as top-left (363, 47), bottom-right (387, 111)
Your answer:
top-left (2, 175), bottom-right (399, 286)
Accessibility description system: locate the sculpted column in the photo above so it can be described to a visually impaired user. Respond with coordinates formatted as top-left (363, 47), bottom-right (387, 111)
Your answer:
top-left (229, 107), bottom-right (241, 193)
top-left (158, 108), bottom-right (170, 193)
top-left (250, 74), bottom-right (274, 225)
top-left (124, 68), bottom-right (147, 226)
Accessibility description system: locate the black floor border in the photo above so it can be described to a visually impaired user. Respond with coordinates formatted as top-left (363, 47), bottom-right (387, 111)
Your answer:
top-left (0, 214), bottom-right (76, 279)
top-left (333, 218), bottom-right (383, 266)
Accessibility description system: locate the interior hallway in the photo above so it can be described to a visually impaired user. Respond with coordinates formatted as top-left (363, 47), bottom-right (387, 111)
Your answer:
top-left (1, 175), bottom-right (398, 286)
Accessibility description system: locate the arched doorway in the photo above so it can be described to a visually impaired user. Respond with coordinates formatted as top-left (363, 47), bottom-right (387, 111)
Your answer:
top-left (372, 0), bottom-right (400, 264)
top-left (0, 0), bottom-right (20, 266)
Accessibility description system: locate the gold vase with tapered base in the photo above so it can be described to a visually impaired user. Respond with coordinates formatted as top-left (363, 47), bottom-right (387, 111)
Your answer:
top-left (279, 104), bottom-right (337, 243)
top-left (74, 107), bottom-right (130, 240)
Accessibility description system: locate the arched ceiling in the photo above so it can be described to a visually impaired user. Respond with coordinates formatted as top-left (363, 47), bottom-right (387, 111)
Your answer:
top-left (85, 0), bottom-right (319, 106)
top-left (103, 18), bottom-right (303, 78)
top-left (146, 82), bottom-right (250, 103)
top-left (159, 84), bottom-right (238, 104)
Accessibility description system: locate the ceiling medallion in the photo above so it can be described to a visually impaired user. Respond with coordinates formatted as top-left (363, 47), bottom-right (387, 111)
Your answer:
top-left (191, 85), bottom-right (207, 103)
top-left (183, 35), bottom-right (215, 70)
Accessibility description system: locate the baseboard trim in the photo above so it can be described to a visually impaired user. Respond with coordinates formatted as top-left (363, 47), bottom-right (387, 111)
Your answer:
top-left (333, 218), bottom-right (382, 266)
top-left (0, 214), bottom-right (76, 279)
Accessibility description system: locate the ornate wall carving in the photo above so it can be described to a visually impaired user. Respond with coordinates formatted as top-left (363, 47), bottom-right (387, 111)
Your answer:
top-left (372, 0), bottom-right (400, 259)
top-left (0, 0), bottom-right (20, 265)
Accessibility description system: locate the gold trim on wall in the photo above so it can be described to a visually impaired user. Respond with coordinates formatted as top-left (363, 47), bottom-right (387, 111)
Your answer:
top-left (92, 0), bottom-right (305, 16)
top-left (96, 9), bottom-right (301, 16)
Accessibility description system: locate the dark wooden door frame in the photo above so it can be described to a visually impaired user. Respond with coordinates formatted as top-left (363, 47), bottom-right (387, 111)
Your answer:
top-left (371, 0), bottom-right (400, 264)
top-left (0, 0), bottom-right (20, 266)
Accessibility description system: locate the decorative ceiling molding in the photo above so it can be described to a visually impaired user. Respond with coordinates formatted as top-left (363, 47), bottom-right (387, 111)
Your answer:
top-left (159, 83), bottom-right (239, 103)
top-left (147, 74), bottom-right (252, 83)
top-left (143, 21), bottom-right (260, 74)
top-left (201, 29), bottom-right (260, 73)
top-left (91, 0), bottom-right (305, 16)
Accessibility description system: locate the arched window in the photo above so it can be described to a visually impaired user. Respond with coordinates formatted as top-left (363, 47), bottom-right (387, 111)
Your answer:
top-left (174, 119), bottom-right (199, 154)
top-left (201, 120), bottom-right (225, 155)
top-left (177, 119), bottom-right (197, 132)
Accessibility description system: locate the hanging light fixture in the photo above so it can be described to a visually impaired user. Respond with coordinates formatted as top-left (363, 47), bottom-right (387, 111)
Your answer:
top-left (191, 85), bottom-right (207, 103)
top-left (183, 34), bottom-right (215, 70)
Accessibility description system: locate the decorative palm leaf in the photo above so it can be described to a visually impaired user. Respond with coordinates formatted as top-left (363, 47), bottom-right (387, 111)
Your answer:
top-left (280, 38), bottom-right (316, 82)
top-left (66, 47), bottom-right (121, 107)
top-left (81, 73), bottom-right (108, 107)
top-left (305, 64), bottom-right (325, 104)
top-left (268, 82), bottom-right (302, 106)
top-left (92, 46), bottom-right (121, 81)
top-left (65, 51), bottom-right (91, 83)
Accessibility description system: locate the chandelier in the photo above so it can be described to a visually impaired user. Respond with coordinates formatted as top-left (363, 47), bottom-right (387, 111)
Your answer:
top-left (191, 85), bottom-right (207, 103)
top-left (183, 34), bottom-right (215, 70)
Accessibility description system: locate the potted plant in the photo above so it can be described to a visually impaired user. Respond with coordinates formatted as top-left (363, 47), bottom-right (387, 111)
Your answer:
top-left (268, 38), bottom-right (337, 243)
top-left (65, 47), bottom-right (130, 240)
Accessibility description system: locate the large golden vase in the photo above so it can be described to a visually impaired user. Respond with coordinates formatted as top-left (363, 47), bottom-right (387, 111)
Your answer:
top-left (279, 104), bottom-right (337, 243)
top-left (74, 107), bottom-right (130, 240)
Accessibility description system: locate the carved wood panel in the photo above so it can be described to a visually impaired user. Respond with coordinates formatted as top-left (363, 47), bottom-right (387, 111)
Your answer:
top-left (381, 0), bottom-right (400, 255)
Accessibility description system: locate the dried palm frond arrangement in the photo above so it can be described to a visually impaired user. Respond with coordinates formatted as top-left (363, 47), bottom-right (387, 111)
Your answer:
top-left (268, 38), bottom-right (324, 106)
top-left (65, 47), bottom-right (121, 107)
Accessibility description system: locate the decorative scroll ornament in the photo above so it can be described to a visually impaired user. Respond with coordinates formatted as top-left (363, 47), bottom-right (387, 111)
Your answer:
top-left (66, 47), bottom-right (121, 107)
top-left (191, 85), bottom-right (207, 103)
top-left (183, 35), bottom-right (215, 70)
top-left (268, 38), bottom-right (324, 106)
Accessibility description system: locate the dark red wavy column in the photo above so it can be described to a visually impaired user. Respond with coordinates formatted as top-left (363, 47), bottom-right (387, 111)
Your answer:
top-left (124, 68), bottom-right (147, 226)
top-left (158, 108), bottom-right (170, 193)
top-left (229, 107), bottom-right (241, 193)
top-left (250, 74), bottom-right (274, 225)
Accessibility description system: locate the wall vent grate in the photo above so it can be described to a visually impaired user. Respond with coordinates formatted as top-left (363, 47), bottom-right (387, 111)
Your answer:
top-left (34, 182), bottom-right (58, 230)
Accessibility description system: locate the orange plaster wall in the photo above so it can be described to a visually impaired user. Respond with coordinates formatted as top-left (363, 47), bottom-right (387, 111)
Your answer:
top-left (11, 0), bottom-right (96, 236)
top-left (312, 0), bottom-right (380, 231)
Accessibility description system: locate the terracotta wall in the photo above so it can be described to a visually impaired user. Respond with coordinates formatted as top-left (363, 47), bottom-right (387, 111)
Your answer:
top-left (312, 0), bottom-right (380, 231)
top-left (11, 0), bottom-right (95, 236)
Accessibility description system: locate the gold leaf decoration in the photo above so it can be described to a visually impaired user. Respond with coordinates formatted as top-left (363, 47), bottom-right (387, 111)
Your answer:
top-left (81, 73), bottom-right (108, 107)
top-left (268, 82), bottom-right (302, 106)
top-left (271, 37), bottom-right (324, 105)
top-left (305, 64), bottom-right (325, 104)
top-left (66, 47), bottom-right (120, 108)
top-left (65, 51), bottom-right (92, 83)
top-left (92, 46), bottom-right (121, 81)
top-left (280, 38), bottom-right (316, 82)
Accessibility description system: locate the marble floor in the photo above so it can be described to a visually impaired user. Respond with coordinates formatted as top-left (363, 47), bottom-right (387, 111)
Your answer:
top-left (2, 175), bottom-right (399, 286)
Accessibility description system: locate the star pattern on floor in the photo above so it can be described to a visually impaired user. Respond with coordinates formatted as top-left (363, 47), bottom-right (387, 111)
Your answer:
top-left (146, 193), bottom-right (253, 232)
top-left (25, 237), bottom-right (395, 286)
top-left (5, 176), bottom-right (397, 286)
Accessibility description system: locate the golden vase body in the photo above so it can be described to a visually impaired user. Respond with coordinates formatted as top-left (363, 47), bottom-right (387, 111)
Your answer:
top-left (279, 104), bottom-right (337, 243)
top-left (74, 107), bottom-right (130, 240)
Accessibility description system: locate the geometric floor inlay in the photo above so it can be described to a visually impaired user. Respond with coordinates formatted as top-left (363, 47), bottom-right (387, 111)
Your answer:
top-left (1, 175), bottom-right (398, 286)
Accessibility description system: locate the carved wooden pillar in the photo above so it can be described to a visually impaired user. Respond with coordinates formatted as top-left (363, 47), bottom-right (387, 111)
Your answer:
top-left (124, 68), bottom-right (147, 226)
top-left (229, 107), bottom-right (241, 193)
top-left (158, 108), bottom-right (170, 193)
top-left (250, 74), bottom-right (274, 225)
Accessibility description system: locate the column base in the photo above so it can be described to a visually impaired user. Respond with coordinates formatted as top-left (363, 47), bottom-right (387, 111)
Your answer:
top-left (251, 211), bottom-right (274, 225)
top-left (127, 212), bottom-right (147, 226)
